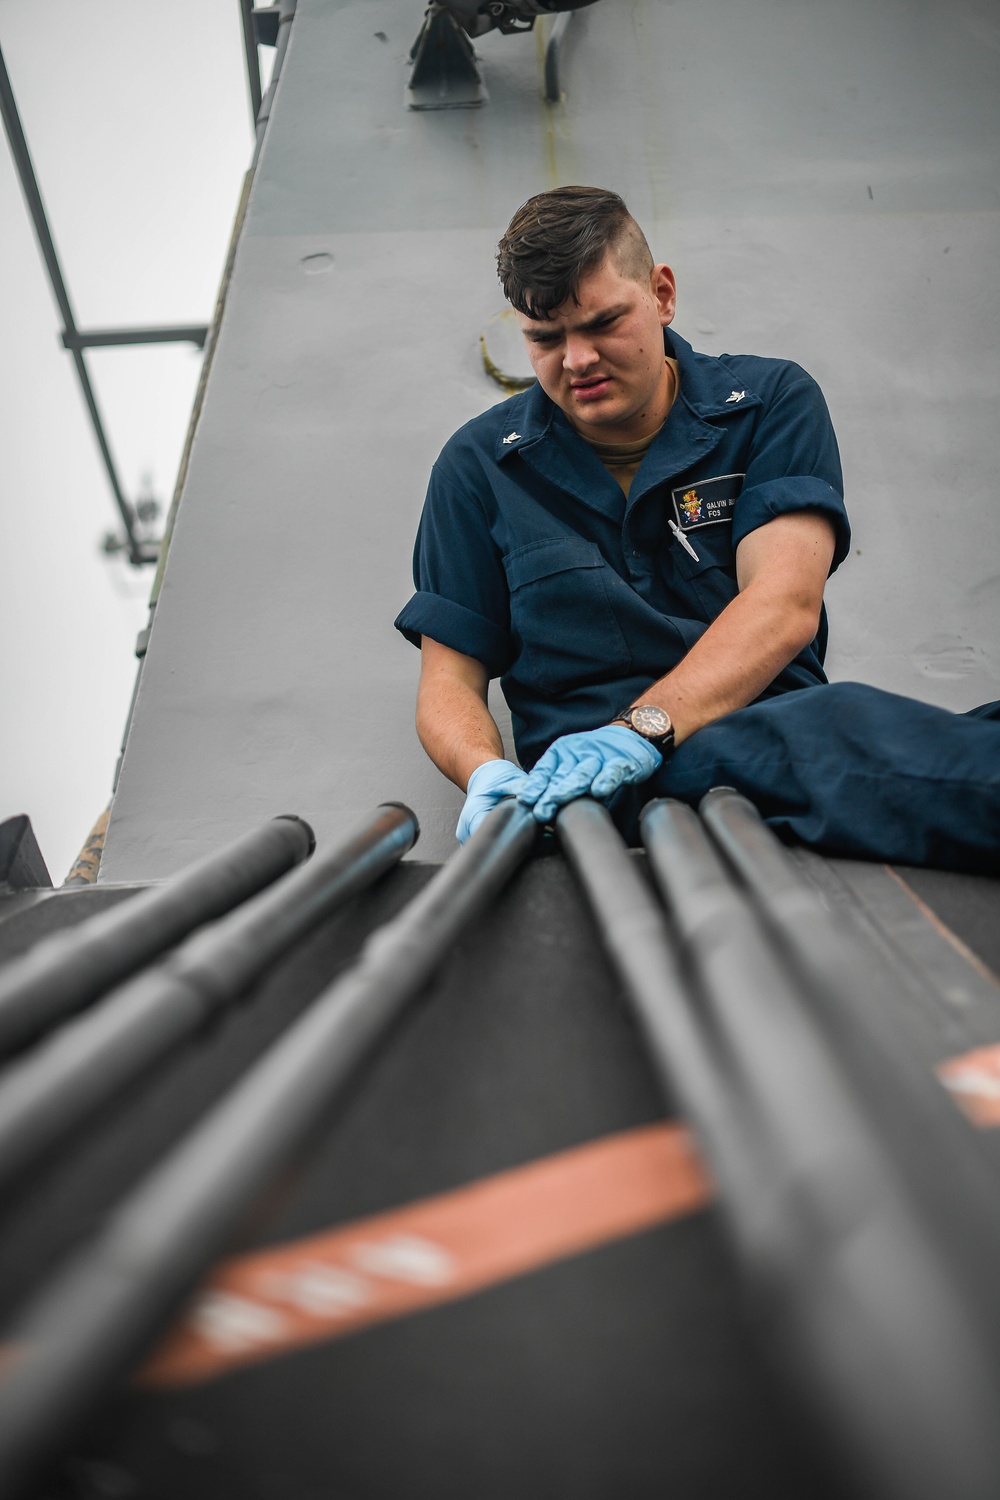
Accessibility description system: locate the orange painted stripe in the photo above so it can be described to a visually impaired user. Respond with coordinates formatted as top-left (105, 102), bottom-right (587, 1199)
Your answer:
top-left (937, 1043), bottom-right (1000, 1128)
top-left (886, 868), bottom-right (1000, 994)
top-left (139, 1123), bottom-right (711, 1388)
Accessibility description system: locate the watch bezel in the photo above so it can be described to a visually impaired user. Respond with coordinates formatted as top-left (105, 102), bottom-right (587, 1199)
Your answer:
top-left (612, 703), bottom-right (675, 751)
top-left (629, 704), bottom-right (672, 738)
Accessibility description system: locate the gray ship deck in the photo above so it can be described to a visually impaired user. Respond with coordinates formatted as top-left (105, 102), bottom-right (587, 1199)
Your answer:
top-left (0, 837), bottom-right (997, 1498)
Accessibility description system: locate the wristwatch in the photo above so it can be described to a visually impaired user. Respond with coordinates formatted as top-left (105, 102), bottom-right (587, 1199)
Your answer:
top-left (611, 703), bottom-right (676, 755)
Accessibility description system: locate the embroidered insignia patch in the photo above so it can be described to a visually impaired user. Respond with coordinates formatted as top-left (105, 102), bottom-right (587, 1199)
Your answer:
top-left (670, 473), bottom-right (744, 530)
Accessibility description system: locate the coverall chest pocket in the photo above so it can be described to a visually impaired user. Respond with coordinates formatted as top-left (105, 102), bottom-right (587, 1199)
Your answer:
top-left (669, 523), bottom-right (739, 618)
top-left (503, 538), bottom-right (630, 693)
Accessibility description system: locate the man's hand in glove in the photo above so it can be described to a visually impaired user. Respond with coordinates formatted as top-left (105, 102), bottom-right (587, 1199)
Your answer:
top-left (517, 725), bottom-right (662, 824)
top-left (456, 758), bottom-right (530, 843)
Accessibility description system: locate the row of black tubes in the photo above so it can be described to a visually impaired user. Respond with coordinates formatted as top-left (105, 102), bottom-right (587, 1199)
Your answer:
top-left (1, 792), bottom-right (1000, 1500)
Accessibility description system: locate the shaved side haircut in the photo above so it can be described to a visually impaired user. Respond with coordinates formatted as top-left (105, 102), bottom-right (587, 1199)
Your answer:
top-left (497, 186), bottom-right (654, 320)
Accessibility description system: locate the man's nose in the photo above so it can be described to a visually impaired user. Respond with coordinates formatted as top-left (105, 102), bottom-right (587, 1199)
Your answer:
top-left (563, 333), bottom-right (599, 372)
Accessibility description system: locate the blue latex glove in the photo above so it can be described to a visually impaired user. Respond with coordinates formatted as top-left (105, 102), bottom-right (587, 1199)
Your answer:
top-left (517, 725), bottom-right (662, 823)
top-left (457, 759), bottom-right (530, 843)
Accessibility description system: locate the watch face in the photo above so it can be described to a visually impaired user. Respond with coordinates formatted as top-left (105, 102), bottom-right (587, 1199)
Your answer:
top-left (631, 704), bottom-right (672, 737)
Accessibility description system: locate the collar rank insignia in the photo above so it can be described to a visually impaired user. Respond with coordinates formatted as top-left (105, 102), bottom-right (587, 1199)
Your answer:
top-left (502, 431), bottom-right (521, 445)
top-left (725, 390), bottom-right (746, 404)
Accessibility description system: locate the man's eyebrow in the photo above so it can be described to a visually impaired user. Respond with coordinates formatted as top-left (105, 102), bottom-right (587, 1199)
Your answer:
top-left (578, 303), bottom-right (629, 330)
top-left (523, 303), bottom-right (630, 337)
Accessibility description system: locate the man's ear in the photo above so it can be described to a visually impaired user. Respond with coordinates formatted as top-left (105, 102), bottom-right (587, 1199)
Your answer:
top-left (651, 264), bottom-right (676, 326)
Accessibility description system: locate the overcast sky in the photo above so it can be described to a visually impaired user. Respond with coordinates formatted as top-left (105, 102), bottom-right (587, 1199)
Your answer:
top-left (0, 2), bottom-right (269, 879)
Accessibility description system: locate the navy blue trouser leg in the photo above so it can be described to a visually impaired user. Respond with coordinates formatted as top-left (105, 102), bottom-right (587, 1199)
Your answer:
top-left (607, 682), bottom-right (1000, 872)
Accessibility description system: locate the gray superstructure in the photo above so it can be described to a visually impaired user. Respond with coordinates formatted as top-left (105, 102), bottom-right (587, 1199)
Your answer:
top-left (102, 0), bottom-right (1000, 876)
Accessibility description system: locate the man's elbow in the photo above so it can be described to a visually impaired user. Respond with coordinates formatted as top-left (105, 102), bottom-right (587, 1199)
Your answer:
top-left (782, 596), bottom-right (825, 658)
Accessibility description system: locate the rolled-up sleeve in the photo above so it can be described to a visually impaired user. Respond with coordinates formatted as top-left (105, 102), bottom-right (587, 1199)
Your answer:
top-left (393, 462), bottom-right (512, 677)
top-left (731, 369), bottom-right (851, 571)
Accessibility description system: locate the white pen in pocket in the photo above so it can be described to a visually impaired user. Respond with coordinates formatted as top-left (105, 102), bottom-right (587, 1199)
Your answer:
top-left (668, 519), bottom-right (700, 562)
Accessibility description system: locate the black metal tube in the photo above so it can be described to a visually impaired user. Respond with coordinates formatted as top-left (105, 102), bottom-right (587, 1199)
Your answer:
top-left (0, 44), bottom-right (75, 336)
top-left (0, 816), bottom-right (314, 1058)
top-left (0, 801), bottom-right (535, 1500)
top-left (544, 11), bottom-right (572, 102)
top-left (0, 42), bottom-right (144, 563)
top-left (0, 805), bottom-right (418, 1196)
top-left (640, 797), bottom-right (1000, 1500)
top-left (60, 326), bottom-right (209, 350)
top-left (554, 799), bottom-right (766, 1224)
top-left (698, 786), bottom-right (1000, 1326)
top-left (239, 0), bottom-right (264, 125)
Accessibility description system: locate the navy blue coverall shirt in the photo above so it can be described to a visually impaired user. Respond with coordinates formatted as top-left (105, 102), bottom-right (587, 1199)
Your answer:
top-left (396, 328), bottom-right (850, 770)
top-left (397, 326), bottom-right (1000, 872)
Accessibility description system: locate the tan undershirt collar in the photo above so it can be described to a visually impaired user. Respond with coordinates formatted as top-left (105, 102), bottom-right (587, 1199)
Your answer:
top-left (582, 357), bottom-right (680, 501)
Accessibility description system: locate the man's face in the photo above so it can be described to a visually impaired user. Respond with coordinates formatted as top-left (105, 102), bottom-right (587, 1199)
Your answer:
top-left (515, 254), bottom-right (677, 443)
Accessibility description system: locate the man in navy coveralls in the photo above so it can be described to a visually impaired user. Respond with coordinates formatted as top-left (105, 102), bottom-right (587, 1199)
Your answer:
top-left (395, 187), bottom-right (1000, 871)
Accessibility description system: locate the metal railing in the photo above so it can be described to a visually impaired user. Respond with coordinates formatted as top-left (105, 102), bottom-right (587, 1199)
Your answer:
top-left (0, 44), bottom-right (215, 565)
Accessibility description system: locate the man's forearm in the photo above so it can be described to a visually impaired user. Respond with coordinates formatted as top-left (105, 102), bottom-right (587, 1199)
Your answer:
top-left (632, 581), bottom-right (820, 744)
top-left (629, 511), bottom-right (835, 744)
top-left (417, 684), bottom-right (504, 789)
top-left (416, 642), bottom-right (505, 789)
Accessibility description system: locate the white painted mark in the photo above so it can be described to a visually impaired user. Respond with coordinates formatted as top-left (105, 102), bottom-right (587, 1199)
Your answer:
top-left (352, 1233), bottom-right (456, 1286)
top-left (258, 1262), bottom-right (372, 1317)
top-left (191, 1292), bottom-right (290, 1352)
top-left (940, 1068), bottom-right (1000, 1101)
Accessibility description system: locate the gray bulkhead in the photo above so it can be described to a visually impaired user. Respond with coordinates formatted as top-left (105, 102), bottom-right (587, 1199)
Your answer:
top-left (102, 0), bottom-right (1000, 878)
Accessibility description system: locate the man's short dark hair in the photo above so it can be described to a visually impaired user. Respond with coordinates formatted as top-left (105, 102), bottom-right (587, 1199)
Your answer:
top-left (497, 186), bottom-right (654, 320)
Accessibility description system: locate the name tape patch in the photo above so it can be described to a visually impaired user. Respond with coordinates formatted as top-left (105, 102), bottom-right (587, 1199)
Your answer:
top-left (670, 473), bottom-right (744, 531)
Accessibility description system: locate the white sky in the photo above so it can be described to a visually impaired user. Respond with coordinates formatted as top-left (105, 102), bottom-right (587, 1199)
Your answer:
top-left (0, 2), bottom-right (269, 880)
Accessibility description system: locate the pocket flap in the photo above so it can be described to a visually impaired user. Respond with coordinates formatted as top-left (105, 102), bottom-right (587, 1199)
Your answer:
top-left (670, 521), bottom-right (736, 580)
top-left (503, 537), bottom-right (604, 591)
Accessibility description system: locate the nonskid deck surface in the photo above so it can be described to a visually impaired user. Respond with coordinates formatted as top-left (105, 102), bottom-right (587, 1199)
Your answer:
top-left (0, 852), bottom-right (997, 1498)
top-left (889, 864), bottom-right (1000, 979)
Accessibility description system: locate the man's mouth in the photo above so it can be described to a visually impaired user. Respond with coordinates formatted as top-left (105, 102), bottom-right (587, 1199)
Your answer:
top-left (571, 376), bottom-right (612, 400)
